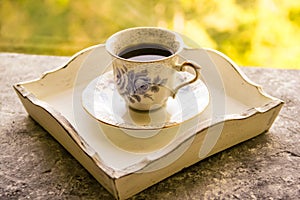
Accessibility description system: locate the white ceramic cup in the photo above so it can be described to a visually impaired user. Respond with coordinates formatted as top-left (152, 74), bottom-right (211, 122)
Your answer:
top-left (105, 27), bottom-right (201, 111)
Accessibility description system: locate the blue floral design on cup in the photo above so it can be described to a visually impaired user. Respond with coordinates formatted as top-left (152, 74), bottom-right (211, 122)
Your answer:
top-left (115, 65), bottom-right (167, 104)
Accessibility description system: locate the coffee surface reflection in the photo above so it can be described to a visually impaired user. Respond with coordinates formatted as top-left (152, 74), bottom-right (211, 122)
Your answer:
top-left (118, 43), bottom-right (173, 61)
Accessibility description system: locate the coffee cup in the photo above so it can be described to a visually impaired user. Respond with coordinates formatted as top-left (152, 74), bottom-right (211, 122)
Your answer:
top-left (105, 27), bottom-right (202, 111)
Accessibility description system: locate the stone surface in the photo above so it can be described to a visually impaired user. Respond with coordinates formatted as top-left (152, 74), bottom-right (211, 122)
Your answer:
top-left (0, 53), bottom-right (299, 199)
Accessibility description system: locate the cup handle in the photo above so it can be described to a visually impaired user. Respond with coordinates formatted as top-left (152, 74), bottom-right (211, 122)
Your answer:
top-left (172, 60), bottom-right (201, 98)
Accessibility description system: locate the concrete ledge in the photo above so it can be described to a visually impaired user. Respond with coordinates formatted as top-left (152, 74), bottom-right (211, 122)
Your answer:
top-left (0, 53), bottom-right (299, 199)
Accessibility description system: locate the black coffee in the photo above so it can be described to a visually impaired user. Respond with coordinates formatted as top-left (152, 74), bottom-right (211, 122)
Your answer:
top-left (118, 44), bottom-right (173, 61)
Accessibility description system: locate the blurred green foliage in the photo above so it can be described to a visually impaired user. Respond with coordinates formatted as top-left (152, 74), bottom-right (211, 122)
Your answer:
top-left (0, 0), bottom-right (300, 69)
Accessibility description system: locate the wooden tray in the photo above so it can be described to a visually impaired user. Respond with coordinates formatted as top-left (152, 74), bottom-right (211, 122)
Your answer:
top-left (14, 44), bottom-right (283, 199)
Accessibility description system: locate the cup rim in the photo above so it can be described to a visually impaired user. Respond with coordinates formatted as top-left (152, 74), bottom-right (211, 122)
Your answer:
top-left (105, 27), bottom-right (184, 63)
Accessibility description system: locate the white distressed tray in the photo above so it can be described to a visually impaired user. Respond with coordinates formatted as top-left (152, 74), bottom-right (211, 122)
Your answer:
top-left (14, 44), bottom-right (283, 199)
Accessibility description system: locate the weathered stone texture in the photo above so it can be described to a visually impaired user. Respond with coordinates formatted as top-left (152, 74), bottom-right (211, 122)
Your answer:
top-left (0, 53), bottom-right (299, 199)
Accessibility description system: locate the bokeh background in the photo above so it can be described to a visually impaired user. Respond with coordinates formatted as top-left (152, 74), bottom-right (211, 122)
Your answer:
top-left (0, 0), bottom-right (299, 69)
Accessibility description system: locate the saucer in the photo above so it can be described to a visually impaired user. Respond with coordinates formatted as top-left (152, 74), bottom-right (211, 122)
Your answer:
top-left (82, 70), bottom-right (209, 131)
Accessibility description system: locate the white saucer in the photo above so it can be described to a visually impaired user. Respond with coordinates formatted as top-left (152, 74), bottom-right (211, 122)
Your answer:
top-left (82, 70), bottom-right (209, 130)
